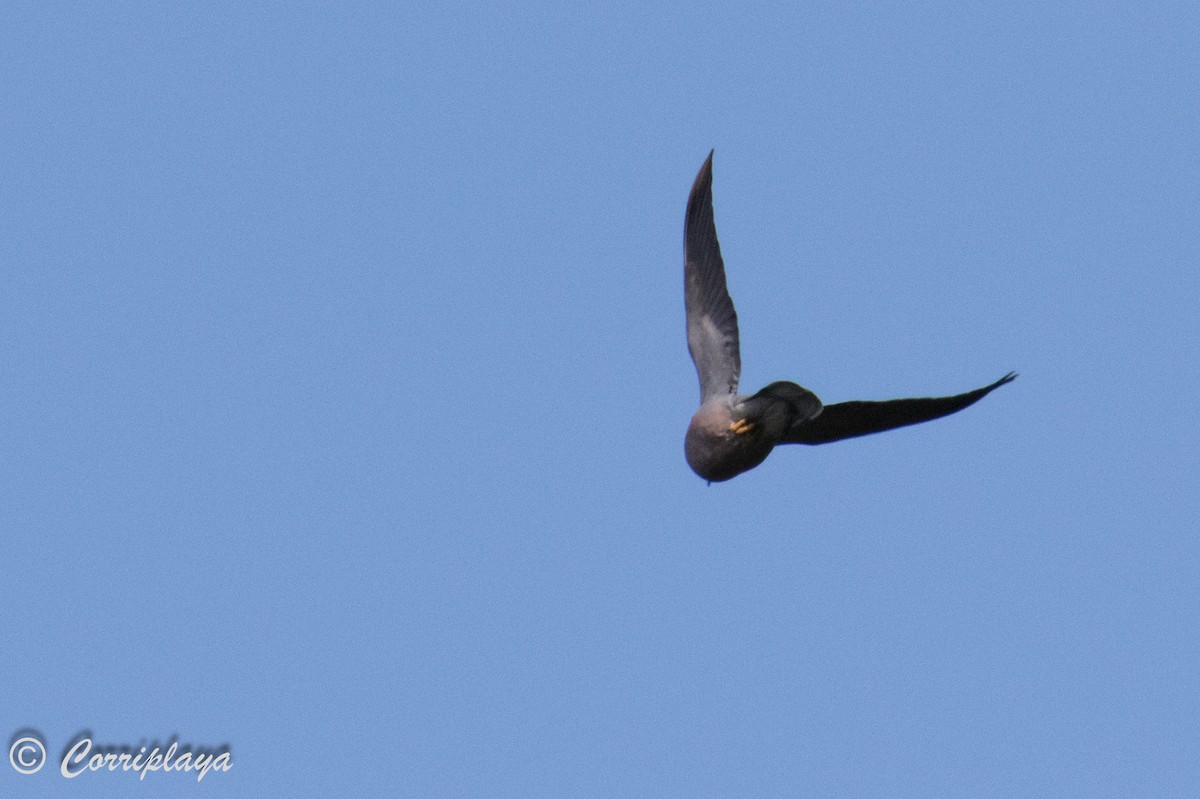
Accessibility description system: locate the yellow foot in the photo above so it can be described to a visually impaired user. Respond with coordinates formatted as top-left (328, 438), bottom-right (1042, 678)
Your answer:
top-left (730, 418), bottom-right (755, 436)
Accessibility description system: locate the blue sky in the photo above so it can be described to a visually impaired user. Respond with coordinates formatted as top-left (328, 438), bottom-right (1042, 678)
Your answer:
top-left (2, 2), bottom-right (1198, 796)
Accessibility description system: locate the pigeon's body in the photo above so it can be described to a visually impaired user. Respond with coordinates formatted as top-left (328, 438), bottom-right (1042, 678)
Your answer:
top-left (682, 152), bottom-right (1015, 482)
top-left (686, 383), bottom-right (821, 483)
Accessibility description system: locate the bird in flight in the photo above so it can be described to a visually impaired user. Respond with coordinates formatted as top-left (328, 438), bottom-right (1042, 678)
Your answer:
top-left (683, 151), bottom-right (1015, 482)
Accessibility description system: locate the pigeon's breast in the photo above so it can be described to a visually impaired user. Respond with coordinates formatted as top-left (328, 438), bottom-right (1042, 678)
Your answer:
top-left (684, 396), bottom-right (774, 482)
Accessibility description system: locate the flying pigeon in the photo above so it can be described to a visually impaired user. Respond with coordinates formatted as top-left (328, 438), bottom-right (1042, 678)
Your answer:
top-left (684, 151), bottom-right (1015, 482)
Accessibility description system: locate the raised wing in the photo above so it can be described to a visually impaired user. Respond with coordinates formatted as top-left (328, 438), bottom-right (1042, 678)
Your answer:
top-left (685, 151), bottom-right (741, 403)
top-left (783, 373), bottom-right (1017, 445)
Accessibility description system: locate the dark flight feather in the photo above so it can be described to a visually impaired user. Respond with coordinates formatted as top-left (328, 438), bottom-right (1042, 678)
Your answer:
top-left (783, 373), bottom-right (1017, 445)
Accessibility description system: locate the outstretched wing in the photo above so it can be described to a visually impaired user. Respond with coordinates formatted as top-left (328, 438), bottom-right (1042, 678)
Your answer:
top-left (685, 151), bottom-right (741, 403)
top-left (783, 372), bottom-right (1017, 445)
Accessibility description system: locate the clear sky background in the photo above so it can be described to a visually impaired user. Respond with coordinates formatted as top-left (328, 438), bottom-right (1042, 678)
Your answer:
top-left (2, 2), bottom-right (1198, 797)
